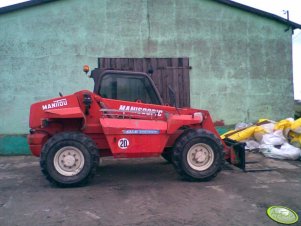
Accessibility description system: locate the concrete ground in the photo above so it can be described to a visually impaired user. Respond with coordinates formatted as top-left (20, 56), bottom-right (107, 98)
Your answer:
top-left (0, 153), bottom-right (300, 226)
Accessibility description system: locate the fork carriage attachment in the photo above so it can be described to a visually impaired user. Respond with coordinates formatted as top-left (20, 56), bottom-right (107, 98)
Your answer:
top-left (223, 138), bottom-right (273, 172)
top-left (223, 138), bottom-right (247, 170)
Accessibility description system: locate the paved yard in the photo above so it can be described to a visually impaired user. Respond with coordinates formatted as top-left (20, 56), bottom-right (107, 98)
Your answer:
top-left (0, 154), bottom-right (300, 226)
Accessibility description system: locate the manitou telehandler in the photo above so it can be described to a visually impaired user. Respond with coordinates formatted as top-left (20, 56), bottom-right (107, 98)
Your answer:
top-left (28, 64), bottom-right (244, 187)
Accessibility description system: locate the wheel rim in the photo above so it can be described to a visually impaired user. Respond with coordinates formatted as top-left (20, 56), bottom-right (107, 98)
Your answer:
top-left (186, 143), bottom-right (214, 171)
top-left (53, 146), bottom-right (85, 176)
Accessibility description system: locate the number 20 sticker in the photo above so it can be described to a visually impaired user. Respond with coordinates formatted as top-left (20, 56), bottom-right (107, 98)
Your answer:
top-left (118, 138), bottom-right (129, 149)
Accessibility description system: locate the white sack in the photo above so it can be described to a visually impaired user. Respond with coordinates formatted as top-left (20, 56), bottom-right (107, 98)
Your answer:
top-left (245, 140), bottom-right (260, 150)
top-left (253, 123), bottom-right (275, 142)
top-left (261, 123), bottom-right (275, 134)
top-left (260, 143), bottom-right (301, 160)
top-left (235, 122), bottom-right (253, 130)
top-left (261, 130), bottom-right (286, 146)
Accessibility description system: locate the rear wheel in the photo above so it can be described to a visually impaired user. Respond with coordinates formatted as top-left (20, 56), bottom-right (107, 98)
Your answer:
top-left (40, 132), bottom-right (99, 187)
top-left (173, 129), bottom-right (224, 181)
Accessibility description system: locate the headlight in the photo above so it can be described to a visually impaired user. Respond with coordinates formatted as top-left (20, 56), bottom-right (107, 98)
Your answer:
top-left (193, 112), bottom-right (203, 123)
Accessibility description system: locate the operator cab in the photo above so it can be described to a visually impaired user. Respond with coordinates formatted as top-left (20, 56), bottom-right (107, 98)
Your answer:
top-left (90, 68), bottom-right (164, 105)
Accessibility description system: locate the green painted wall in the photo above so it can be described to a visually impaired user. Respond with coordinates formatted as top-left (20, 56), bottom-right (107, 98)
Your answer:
top-left (0, 135), bottom-right (30, 155)
top-left (0, 0), bottom-right (294, 154)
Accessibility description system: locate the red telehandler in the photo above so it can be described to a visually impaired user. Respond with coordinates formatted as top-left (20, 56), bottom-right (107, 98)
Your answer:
top-left (28, 65), bottom-right (244, 187)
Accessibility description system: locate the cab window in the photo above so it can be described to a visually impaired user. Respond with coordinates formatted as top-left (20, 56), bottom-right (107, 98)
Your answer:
top-left (99, 74), bottom-right (161, 105)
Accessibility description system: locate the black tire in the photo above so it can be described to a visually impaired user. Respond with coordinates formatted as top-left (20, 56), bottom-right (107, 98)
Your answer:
top-left (161, 148), bottom-right (173, 163)
top-left (172, 129), bottom-right (224, 181)
top-left (40, 132), bottom-right (99, 187)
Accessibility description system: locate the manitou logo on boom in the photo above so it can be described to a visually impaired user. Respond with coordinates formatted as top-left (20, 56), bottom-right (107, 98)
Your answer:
top-left (119, 105), bottom-right (163, 117)
top-left (42, 99), bottom-right (68, 110)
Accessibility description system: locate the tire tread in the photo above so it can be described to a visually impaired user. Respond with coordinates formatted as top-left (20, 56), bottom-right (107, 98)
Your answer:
top-left (40, 132), bottom-right (99, 187)
top-left (172, 129), bottom-right (224, 181)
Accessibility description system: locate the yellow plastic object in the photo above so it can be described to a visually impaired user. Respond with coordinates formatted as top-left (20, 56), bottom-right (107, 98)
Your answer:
top-left (254, 126), bottom-right (266, 134)
top-left (220, 130), bottom-right (236, 139)
top-left (274, 119), bottom-right (292, 130)
top-left (289, 131), bottom-right (301, 148)
top-left (258, 119), bottom-right (270, 123)
top-left (221, 126), bottom-right (256, 141)
top-left (253, 126), bottom-right (267, 142)
top-left (290, 118), bottom-right (301, 133)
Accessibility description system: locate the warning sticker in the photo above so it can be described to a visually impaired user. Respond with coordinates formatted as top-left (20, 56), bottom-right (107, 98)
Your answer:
top-left (118, 138), bottom-right (129, 149)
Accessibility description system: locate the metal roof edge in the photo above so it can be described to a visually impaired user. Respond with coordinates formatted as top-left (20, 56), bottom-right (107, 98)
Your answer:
top-left (1, 0), bottom-right (301, 30)
top-left (215, 0), bottom-right (301, 30)
top-left (0, 0), bottom-right (58, 15)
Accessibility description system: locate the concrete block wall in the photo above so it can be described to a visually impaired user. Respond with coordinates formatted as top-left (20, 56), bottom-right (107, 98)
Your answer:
top-left (0, 0), bottom-right (294, 154)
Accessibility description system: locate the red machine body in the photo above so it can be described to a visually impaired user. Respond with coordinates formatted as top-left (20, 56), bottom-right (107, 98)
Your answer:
top-left (28, 90), bottom-right (227, 158)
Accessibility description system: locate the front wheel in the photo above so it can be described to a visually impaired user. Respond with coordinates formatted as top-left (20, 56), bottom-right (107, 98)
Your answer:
top-left (172, 129), bottom-right (224, 181)
top-left (40, 132), bottom-right (99, 187)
